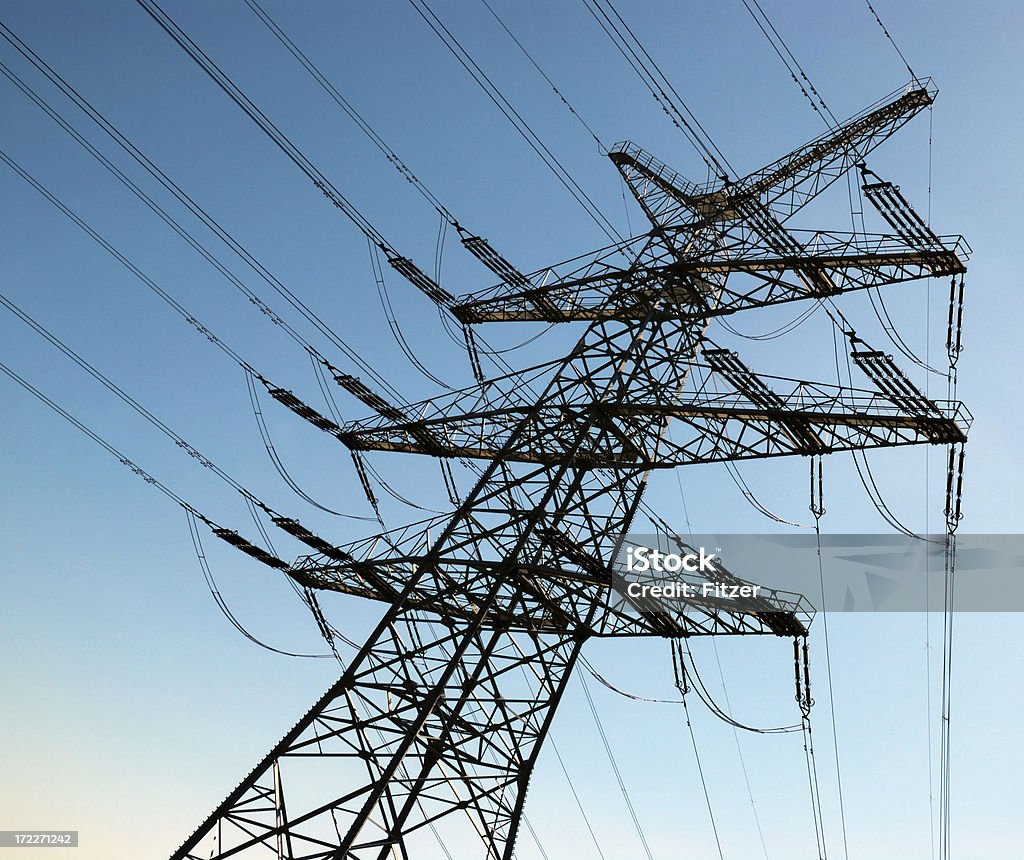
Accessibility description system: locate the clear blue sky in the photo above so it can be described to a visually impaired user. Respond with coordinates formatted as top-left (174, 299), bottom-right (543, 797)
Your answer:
top-left (0, 1), bottom-right (1021, 857)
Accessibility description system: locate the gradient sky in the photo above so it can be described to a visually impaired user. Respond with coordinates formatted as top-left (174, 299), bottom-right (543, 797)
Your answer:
top-left (1, 1), bottom-right (1022, 857)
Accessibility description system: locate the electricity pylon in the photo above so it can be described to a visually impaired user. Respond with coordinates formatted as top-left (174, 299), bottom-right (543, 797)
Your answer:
top-left (172, 81), bottom-right (968, 860)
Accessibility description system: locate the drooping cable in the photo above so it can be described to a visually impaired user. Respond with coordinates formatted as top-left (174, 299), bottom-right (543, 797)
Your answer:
top-left (186, 509), bottom-right (333, 659)
top-left (579, 674), bottom-right (656, 860)
top-left (580, 655), bottom-right (681, 704)
top-left (678, 639), bottom-right (801, 735)
top-left (822, 300), bottom-right (943, 541)
top-left (809, 458), bottom-right (850, 860)
top-left (0, 282), bottom-right (374, 629)
top-left (711, 640), bottom-right (771, 860)
top-left (619, 172), bottom-right (634, 235)
top-left (672, 643), bottom-right (725, 860)
top-left (361, 458), bottom-right (447, 515)
top-left (851, 448), bottom-right (932, 540)
top-left (310, 350), bottom-right (345, 426)
top-left (724, 460), bottom-right (811, 528)
top-left (244, 370), bottom-right (373, 519)
top-left (867, 287), bottom-right (946, 375)
top-left (434, 213), bottom-right (447, 285)
top-left (719, 301), bottom-right (819, 342)
top-left (369, 239), bottom-right (457, 390)
top-left (0, 354), bottom-right (347, 654)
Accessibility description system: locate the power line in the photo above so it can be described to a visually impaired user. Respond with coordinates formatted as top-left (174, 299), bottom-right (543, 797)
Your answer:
top-left (0, 356), bottom-right (190, 510)
top-left (0, 276), bottom-right (376, 547)
top-left (134, 0), bottom-right (512, 390)
top-left (0, 146), bottom-right (252, 371)
top-left (580, 674), bottom-right (656, 860)
top-left (0, 285), bottom-right (250, 503)
top-left (579, 0), bottom-right (733, 177)
top-left (0, 286), bottom-right (366, 662)
top-left (0, 56), bottom-right (404, 405)
top-left (478, 0), bottom-right (607, 153)
top-left (711, 641), bottom-right (771, 860)
top-left (738, 0), bottom-right (838, 128)
top-left (135, 0), bottom-right (389, 247)
top-left (672, 644), bottom-right (725, 860)
top-left (131, 1), bottom-right (537, 388)
top-left (0, 354), bottom-right (335, 661)
top-left (0, 145), bottom-right (388, 525)
top-left (862, 0), bottom-right (917, 79)
top-left (186, 510), bottom-right (335, 659)
top-left (245, 0), bottom-right (472, 241)
top-left (406, 0), bottom-right (623, 243)
top-left (0, 21), bottom-right (409, 403)
top-left (809, 461), bottom-right (851, 860)
top-left (246, 0), bottom-right (569, 349)
top-left (547, 736), bottom-right (609, 860)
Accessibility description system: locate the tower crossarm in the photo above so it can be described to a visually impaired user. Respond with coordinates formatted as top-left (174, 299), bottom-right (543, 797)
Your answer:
top-left (290, 550), bottom-right (812, 638)
top-left (725, 81), bottom-right (936, 222)
top-left (451, 229), bottom-right (967, 324)
top-left (606, 141), bottom-right (709, 227)
top-left (609, 82), bottom-right (935, 231)
top-left (336, 382), bottom-right (969, 468)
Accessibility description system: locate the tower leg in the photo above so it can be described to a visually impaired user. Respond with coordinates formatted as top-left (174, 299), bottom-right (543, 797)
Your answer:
top-left (171, 579), bottom-right (588, 860)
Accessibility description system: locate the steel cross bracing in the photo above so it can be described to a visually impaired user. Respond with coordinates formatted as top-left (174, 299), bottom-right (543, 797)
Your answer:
top-left (173, 82), bottom-right (968, 860)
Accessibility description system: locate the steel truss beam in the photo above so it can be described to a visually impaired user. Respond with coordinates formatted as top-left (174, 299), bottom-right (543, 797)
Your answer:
top-left (334, 362), bottom-right (968, 468)
top-left (608, 80), bottom-right (935, 228)
top-left (451, 229), bottom-right (967, 324)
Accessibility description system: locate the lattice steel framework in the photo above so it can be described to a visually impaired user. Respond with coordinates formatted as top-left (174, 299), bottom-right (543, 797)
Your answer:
top-left (172, 82), bottom-right (968, 860)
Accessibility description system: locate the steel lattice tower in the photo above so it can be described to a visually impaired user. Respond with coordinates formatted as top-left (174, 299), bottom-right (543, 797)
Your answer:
top-left (172, 83), bottom-right (968, 860)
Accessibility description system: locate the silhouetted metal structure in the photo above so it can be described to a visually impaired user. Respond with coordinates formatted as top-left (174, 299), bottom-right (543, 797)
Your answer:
top-left (174, 82), bottom-right (968, 860)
